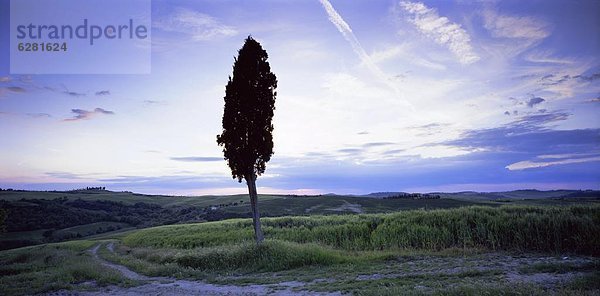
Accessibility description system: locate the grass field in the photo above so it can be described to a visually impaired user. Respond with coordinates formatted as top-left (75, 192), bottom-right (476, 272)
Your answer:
top-left (123, 205), bottom-right (600, 254)
top-left (1, 204), bottom-right (598, 295)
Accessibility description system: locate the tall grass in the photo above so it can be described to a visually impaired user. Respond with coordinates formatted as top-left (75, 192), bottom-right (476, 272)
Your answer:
top-left (175, 240), bottom-right (352, 272)
top-left (124, 205), bottom-right (600, 255)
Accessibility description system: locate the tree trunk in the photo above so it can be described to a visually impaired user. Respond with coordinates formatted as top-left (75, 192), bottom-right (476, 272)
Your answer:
top-left (246, 173), bottom-right (264, 243)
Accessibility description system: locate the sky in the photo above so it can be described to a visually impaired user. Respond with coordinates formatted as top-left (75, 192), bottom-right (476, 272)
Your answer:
top-left (0, 0), bottom-right (599, 195)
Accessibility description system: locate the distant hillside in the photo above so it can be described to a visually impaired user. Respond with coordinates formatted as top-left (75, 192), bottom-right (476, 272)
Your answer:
top-left (433, 189), bottom-right (600, 200)
top-left (360, 189), bottom-right (600, 200)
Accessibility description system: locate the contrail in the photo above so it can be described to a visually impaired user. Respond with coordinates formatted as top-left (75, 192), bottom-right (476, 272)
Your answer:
top-left (318, 0), bottom-right (413, 109)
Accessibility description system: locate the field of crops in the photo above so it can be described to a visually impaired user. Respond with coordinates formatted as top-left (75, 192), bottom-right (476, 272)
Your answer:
top-left (124, 205), bottom-right (600, 255)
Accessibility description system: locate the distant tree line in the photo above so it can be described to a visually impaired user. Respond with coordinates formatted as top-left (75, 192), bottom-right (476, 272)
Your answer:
top-left (72, 186), bottom-right (106, 191)
top-left (0, 188), bottom-right (21, 192)
top-left (384, 193), bottom-right (441, 200)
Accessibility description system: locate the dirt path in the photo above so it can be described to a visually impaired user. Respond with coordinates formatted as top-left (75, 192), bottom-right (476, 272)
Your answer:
top-left (90, 243), bottom-right (150, 281)
top-left (50, 243), bottom-right (340, 296)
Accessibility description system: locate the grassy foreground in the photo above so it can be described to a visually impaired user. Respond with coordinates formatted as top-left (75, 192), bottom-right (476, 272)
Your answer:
top-left (1, 205), bottom-right (599, 295)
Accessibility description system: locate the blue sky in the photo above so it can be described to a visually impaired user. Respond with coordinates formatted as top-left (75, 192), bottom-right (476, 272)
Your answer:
top-left (0, 0), bottom-right (599, 195)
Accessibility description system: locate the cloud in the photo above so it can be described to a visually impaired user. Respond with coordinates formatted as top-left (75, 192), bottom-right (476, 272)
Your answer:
top-left (483, 10), bottom-right (549, 41)
top-left (318, 0), bottom-right (407, 98)
top-left (442, 112), bottom-right (598, 165)
top-left (525, 51), bottom-right (574, 64)
top-left (540, 73), bottom-right (600, 86)
top-left (538, 153), bottom-right (600, 159)
top-left (5, 86), bottom-right (26, 93)
top-left (526, 97), bottom-right (545, 107)
top-left (368, 44), bottom-right (447, 70)
top-left (63, 108), bottom-right (114, 121)
top-left (45, 171), bottom-right (91, 180)
top-left (1, 86), bottom-right (26, 97)
top-left (585, 97), bottom-right (600, 103)
top-left (506, 156), bottom-right (600, 171)
top-left (96, 174), bottom-right (230, 191)
top-left (400, 1), bottom-right (479, 64)
top-left (363, 142), bottom-right (395, 148)
top-left (368, 45), bottom-right (405, 64)
top-left (153, 8), bottom-right (237, 41)
top-left (337, 148), bottom-right (363, 154)
top-left (513, 112), bottom-right (569, 127)
top-left (0, 76), bottom-right (11, 83)
top-left (410, 122), bottom-right (451, 136)
top-left (170, 156), bottom-right (223, 162)
top-left (63, 90), bottom-right (85, 97)
top-left (26, 113), bottom-right (51, 118)
top-left (95, 90), bottom-right (110, 96)
top-left (575, 73), bottom-right (600, 82)
top-left (143, 100), bottom-right (167, 105)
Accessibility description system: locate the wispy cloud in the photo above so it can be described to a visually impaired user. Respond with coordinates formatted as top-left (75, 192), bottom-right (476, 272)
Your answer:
top-left (95, 90), bottom-right (110, 96)
top-left (506, 156), bottom-right (600, 171)
top-left (525, 51), bottom-right (574, 65)
top-left (63, 108), bottom-right (114, 122)
top-left (4, 86), bottom-right (26, 93)
top-left (63, 90), bottom-right (85, 97)
top-left (481, 9), bottom-right (550, 58)
top-left (526, 96), bottom-right (545, 108)
top-left (45, 171), bottom-right (94, 180)
top-left (585, 97), bottom-right (600, 103)
top-left (363, 142), bottom-right (395, 148)
top-left (26, 113), bottom-right (51, 118)
top-left (170, 156), bottom-right (223, 162)
top-left (143, 99), bottom-right (167, 106)
top-left (540, 72), bottom-right (600, 86)
top-left (368, 44), bottom-right (447, 70)
top-left (512, 111), bottom-right (570, 127)
top-left (538, 153), bottom-right (600, 159)
top-left (318, 0), bottom-right (406, 99)
top-left (400, 1), bottom-right (479, 64)
top-left (1, 86), bottom-right (26, 97)
top-left (483, 10), bottom-right (549, 40)
top-left (154, 8), bottom-right (237, 41)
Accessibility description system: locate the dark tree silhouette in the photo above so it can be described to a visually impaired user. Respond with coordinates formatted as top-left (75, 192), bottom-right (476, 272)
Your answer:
top-left (0, 209), bottom-right (6, 233)
top-left (217, 36), bottom-right (277, 243)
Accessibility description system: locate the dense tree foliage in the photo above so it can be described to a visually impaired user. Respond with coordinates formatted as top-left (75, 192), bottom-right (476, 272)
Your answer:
top-left (217, 36), bottom-right (277, 243)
